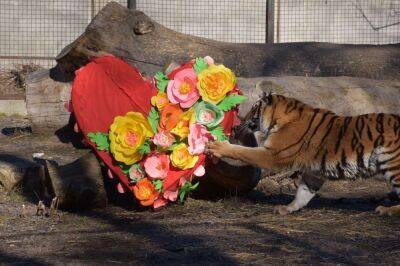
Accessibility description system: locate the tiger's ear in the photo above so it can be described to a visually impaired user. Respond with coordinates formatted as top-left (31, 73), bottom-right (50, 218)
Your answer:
top-left (260, 91), bottom-right (273, 105)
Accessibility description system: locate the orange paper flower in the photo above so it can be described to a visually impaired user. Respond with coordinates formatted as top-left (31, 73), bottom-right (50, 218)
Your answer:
top-left (151, 91), bottom-right (169, 110)
top-left (133, 178), bottom-right (159, 206)
top-left (158, 103), bottom-right (183, 131)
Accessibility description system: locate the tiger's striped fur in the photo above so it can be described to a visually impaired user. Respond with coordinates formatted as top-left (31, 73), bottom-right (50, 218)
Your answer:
top-left (207, 93), bottom-right (400, 215)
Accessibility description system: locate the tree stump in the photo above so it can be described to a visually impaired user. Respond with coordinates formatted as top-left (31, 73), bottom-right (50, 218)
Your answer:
top-left (35, 153), bottom-right (107, 210)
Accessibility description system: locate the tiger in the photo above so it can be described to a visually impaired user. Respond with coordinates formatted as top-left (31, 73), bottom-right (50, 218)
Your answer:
top-left (207, 92), bottom-right (400, 216)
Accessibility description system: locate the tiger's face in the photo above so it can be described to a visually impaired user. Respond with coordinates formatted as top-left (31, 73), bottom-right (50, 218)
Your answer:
top-left (241, 93), bottom-right (303, 146)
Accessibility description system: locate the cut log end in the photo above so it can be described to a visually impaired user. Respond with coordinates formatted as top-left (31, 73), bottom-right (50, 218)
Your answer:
top-left (35, 153), bottom-right (107, 210)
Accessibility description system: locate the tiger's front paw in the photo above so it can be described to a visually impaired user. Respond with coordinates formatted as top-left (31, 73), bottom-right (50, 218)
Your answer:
top-left (206, 141), bottom-right (232, 159)
top-left (375, 205), bottom-right (400, 216)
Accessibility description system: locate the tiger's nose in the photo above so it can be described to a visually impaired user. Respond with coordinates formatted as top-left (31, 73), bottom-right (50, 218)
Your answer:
top-left (248, 121), bottom-right (258, 131)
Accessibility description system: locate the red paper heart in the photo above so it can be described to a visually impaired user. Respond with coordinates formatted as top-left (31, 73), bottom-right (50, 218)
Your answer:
top-left (71, 55), bottom-right (238, 198)
top-left (72, 55), bottom-right (156, 190)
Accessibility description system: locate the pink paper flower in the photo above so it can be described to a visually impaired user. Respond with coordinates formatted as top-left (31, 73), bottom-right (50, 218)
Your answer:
top-left (204, 56), bottom-right (215, 65)
top-left (167, 68), bottom-right (200, 108)
top-left (107, 168), bottom-right (114, 179)
top-left (163, 189), bottom-right (179, 202)
top-left (116, 182), bottom-right (126, 194)
top-left (153, 131), bottom-right (175, 148)
top-left (154, 197), bottom-right (168, 209)
top-left (188, 123), bottom-right (215, 155)
top-left (179, 176), bottom-right (189, 187)
top-left (144, 154), bottom-right (170, 179)
top-left (193, 165), bottom-right (205, 177)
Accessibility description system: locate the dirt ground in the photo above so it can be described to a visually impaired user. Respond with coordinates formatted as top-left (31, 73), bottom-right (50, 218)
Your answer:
top-left (1, 117), bottom-right (400, 265)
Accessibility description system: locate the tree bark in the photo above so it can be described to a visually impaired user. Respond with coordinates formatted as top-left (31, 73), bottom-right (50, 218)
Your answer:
top-left (25, 69), bottom-right (71, 133)
top-left (56, 2), bottom-right (400, 81)
top-left (35, 153), bottom-right (107, 210)
top-left (236, 76), bottom-right (400, 118)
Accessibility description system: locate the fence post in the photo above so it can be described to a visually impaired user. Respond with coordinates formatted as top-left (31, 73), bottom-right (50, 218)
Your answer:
top-left (128, 0), bottom-right (136, 9)
top-left (267, 0), bottom-right (275, 43)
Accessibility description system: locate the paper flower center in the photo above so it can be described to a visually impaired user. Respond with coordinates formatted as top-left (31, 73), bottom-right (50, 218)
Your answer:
top-left (126, 131), bottom-right (138, 146)
top-left (178, 150), bottom-right (186, 160)
top-left (157, 98), bottom-right (165, 105)
top-left (141, 187), bottom-right (151, 198)
top-left (156, 161), bottom-right (167, 171)
top-left (201, 110), bottom-right (215, 123)
top-left (179, 82), bottom-right (191, 94)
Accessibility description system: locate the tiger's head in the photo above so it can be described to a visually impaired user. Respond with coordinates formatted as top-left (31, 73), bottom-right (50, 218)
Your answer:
top-left (235, 92), bottom-right (304, 146)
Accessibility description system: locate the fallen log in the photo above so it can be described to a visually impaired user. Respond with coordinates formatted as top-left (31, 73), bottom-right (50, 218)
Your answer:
top-left (236, 76), bottom-right (400, 118)
top-left (25, 69), bottom-right (71, 133)
top-left (0, 154), bottom-right (43, 192)
top-left (35, 153), bottom-right (107, 210)
top-left (56, 2), bottom-right (400, 81)
top-left (26, 69), bottom-right (400, 133)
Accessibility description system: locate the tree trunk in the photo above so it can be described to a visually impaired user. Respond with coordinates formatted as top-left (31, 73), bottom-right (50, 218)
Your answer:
top-left (56, 2), bottom-right (400, 81)
top-left (25, 69), bottom-right (71, 133)
top-left (236, 76), bottom-right (400, 118)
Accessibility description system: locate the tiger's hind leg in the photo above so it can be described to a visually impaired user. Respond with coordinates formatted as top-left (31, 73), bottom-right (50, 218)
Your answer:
top-left (375, 173), bottom-right (400, 216)
top-left (274, 173), bottom-right (325, 215)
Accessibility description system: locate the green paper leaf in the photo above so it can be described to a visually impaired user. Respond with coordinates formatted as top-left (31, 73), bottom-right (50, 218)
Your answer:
top-left (87, 132), bottom-right (110, 151)
top-left (179, 181), bottom-right (200, 203)
top-left (209, 126), bottom-right (228, 141)
top-left (137, 140), bottom-right (151, 156)
top-left (190, 182), bottom-right (199, 190)
top-left (217, 94), bottom-right (247, 111)
top-left (155, 71), bottom-right (169, 92)
top-left (194, 57), bottom-right (208, 74)
top-left (179, 190), bottom-right (187, 203)
top-left (166, 142), bottom-right (180, 151)
top-left (128, 164), bottom-right (144, 183)
top-left (117, 162), bottom-right (131, 175)
top-left (152, 180), bottom-right (163, 193)
top-left (148, 107), bottom-right (160, 133)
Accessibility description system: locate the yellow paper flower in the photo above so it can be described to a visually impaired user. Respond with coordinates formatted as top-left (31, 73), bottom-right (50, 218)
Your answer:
top-left (151, 91), bottom-right (169, 110)
top-left (109, 112), bottom-right (154, 165)
top-left (197, 64), bottom-right (236, 104)
top-left (170, 143), bottom-right (199, 170)
top-left (171, 108), bottom-right (195, 139)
